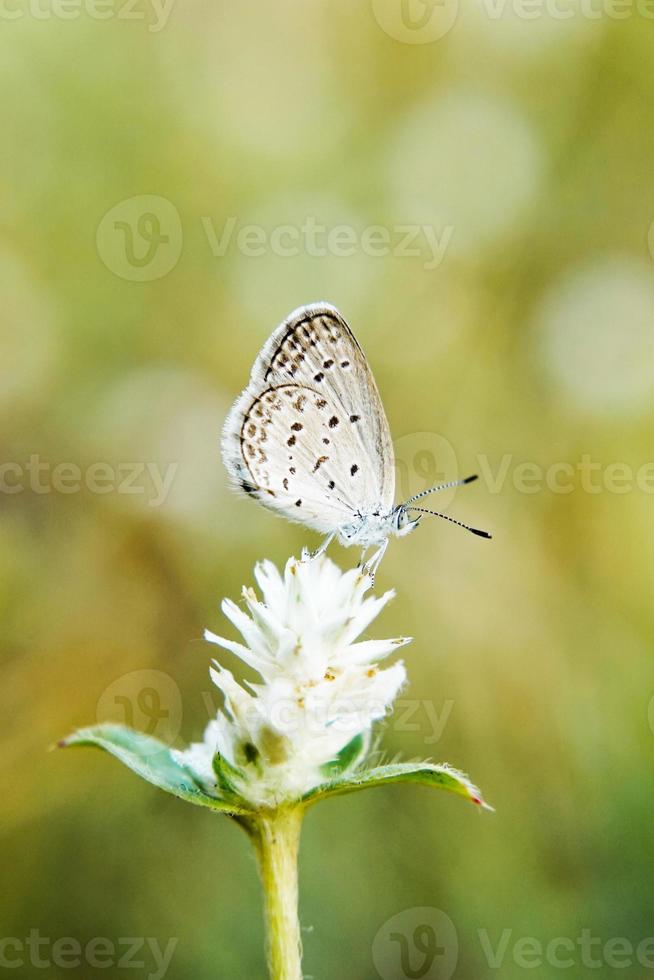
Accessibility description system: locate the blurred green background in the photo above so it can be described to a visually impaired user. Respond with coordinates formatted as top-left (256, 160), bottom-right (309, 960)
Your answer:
top-left (3, 1), bottom-right (654, 977)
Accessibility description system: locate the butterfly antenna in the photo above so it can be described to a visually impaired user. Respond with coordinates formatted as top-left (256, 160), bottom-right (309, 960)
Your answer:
top-left (404, 474), bottom-right (479, 506)
top-left (407, 505), bottom-right (492, 539)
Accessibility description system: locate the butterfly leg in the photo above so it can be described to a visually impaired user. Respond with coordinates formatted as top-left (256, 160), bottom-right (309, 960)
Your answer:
top-left (360, 540), bottom-right (389, 584)
top-left (304, 531), bottom-right (335, 562)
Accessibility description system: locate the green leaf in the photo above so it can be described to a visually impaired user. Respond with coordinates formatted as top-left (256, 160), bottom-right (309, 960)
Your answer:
top-left (303, 761), bottom-right (492, 810)
top-left (320, 732), bottom-right (368, 779)
top-left (59, 724), bottom-right (251, 815)
top-left (212, 752), bottom-right (247, 802)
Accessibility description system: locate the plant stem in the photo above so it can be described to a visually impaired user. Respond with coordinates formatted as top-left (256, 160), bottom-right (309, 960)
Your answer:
top-left (251, 806), bottom-right (304, 980)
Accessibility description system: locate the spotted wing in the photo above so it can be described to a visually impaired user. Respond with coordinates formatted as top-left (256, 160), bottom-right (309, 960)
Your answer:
top-left (221, 303), bottom-right (395, 530)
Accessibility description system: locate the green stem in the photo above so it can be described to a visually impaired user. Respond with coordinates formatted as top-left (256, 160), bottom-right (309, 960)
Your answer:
top-left (250, 806), bottom-right (304, 980)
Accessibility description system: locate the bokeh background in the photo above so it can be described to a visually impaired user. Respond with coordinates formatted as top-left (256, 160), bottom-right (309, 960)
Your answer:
top-left (3, 1), bottom-right (654, 977)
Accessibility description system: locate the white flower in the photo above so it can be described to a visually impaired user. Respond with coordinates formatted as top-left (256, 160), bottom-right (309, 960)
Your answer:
top-left (175, 554), bottom-right (410, 807)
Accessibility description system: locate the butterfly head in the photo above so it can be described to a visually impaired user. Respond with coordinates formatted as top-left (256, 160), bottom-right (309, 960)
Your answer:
top-left (392, 506), bottom-right (421, 539)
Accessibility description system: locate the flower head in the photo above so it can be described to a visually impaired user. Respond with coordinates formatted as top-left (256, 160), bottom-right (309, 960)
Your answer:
top-left (175, 554), bottom-right (410, 807)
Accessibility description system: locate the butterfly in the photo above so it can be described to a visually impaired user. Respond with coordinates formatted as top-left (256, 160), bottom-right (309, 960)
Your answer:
top-left (222, 303), bottom-right (490, 574)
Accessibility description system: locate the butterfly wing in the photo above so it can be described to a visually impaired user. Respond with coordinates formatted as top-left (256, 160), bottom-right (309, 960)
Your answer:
top-left (221, 303), bottom-right (395, 531)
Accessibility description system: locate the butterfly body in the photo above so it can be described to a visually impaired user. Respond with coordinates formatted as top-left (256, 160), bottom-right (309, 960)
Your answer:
top-left (222, 302), bottom-right (489, 570)
top-left (337, 507), bottom-right (420, 548)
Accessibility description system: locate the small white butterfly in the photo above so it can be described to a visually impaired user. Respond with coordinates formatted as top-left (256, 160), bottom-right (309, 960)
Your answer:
top-left (222, 303), bottom-right (490, 573)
